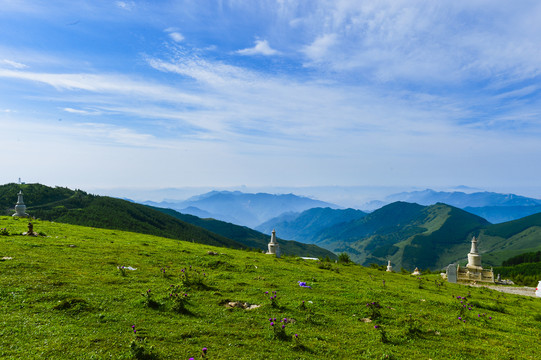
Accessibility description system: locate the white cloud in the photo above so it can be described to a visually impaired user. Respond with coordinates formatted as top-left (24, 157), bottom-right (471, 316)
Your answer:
top-left (1, 59), bottom-right (28, 69)
top-left (169, 32), bottom-right (184, 43)
top-left (63, 107), bottom-right (100, 115)
top-left (0, 68), bottom-right (202, 104)
top-left (237, 40), bottom-right (280, 56)
top-left (115, 1), bottom-right (135, 11)
top-left (302, 34), bottom-right (337, 61)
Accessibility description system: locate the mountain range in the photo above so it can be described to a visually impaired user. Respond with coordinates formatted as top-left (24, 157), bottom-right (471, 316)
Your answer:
top-left (364, 189), bottom-right (541, 223)
top-left (142, 190), bottom-right (338, 228)
top-left (0, 183), bottom-right (335, 259)
top-left (3, 183), bottom-right (541, 271)
top-left (260, 202), bottom-right (541, 271)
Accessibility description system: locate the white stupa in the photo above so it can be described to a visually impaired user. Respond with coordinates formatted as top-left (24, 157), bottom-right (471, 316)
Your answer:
top-left (466, 236), bottom-right (483, 271)
top-left (386, 260), bottom-right (393, 272)
top-left (12, 191), bottom-right (29, 217)
top-left (267, 229), bottom-right (281, 258)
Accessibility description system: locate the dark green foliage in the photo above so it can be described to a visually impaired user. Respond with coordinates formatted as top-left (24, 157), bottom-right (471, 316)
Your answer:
top-left (493, 262), bottom-right (541, 287)
top-left (369, 263), bottom-right (387, 271)
top-left (502, 251), bottom-right (541, 266)
top-left (365, 301), bottom-right (383, 320)
top-left (338, 252), bottom-right (351, 263)
top-left (53, 297), bottom-right (89, 313)
top-left (130, 338), bottom-right (157, 360)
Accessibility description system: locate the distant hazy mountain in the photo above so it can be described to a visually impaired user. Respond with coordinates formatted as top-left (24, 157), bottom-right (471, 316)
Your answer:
top-left (143, 191), bottom-right (339, 228)
top-left (363, 189), bottom-right (541, 223)
top-left (383, 189), bottom-right (541, 207)
top-left (463, 205), bottom-right (541, 224)
top-left (255, 207), bottom-right (367, 243)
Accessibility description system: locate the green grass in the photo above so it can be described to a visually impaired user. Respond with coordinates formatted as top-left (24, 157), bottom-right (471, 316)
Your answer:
top-left (1, 216), bottom-right (541, 359)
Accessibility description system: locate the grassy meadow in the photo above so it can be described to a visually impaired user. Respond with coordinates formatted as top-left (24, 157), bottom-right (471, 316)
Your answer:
top-left (1, 216), bottom-right (541, 359)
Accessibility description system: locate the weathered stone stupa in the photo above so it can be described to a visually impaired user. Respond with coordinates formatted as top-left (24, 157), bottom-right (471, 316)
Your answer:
top-left (266, 229), bottom-right (281, 258)
top-left (466, 235), bottom-right (483, 271)
top-left (12, 191), bottom-right (29, 217)
top-left (452, 236), bottom-right (494, 283)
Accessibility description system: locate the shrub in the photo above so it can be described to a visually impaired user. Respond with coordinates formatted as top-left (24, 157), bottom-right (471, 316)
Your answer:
top-left (338, 252), bottom-right (351, 263)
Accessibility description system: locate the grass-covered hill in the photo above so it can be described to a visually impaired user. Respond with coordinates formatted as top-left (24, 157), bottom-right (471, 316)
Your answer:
top-left (273, 201), bottom-right (541, 271)
top-left (150, 207), bottom-right (337, 260)
top-left (477, 212), bottom-right (541, 266)
top-left (0, 183), bottom-right (243, 249)
top-left (1, 216), bottom-right (540, 359)
top-left (0, 183), bottom-right (335, 258)
top-left (310, 202), bottom-right (490, 270)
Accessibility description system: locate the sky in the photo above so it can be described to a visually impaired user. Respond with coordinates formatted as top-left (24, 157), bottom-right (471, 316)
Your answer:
top-left (1, 0), bottom-right (541, 202)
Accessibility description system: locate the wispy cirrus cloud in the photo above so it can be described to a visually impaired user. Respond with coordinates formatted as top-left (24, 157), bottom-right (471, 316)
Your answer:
top-left (63, 107), bottom-right (101, 115)
top-left (1, 59), bottom-right (28, 69)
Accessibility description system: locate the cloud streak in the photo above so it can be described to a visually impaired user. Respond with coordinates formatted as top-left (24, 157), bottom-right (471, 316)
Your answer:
top-left (237, 40), bottom-right (280, 56)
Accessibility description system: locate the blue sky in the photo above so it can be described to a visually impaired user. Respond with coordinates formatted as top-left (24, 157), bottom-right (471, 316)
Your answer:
top-left (1, 0), bottom-right (540, 201)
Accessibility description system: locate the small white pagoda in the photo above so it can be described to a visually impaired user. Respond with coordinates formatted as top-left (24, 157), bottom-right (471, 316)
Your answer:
top-left (267, 229), bottom-right (281, 258)
top-left (455, 236), bottom-right (494, 283)
top-left (12, 191), bottom-right (29, 217)
top-left (386, 260), bottom-right (393, 272)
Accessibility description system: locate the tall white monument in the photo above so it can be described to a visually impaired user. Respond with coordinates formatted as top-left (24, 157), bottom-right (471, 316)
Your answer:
top-left (267, 229), bottom-right (281, 258)
top-left (386, 260), bottom-right (393, 272)
top-left (466, 236), bottom-right (483, 271)
top-left (12, 191), bottom-right (29, 217)
top-left (450, 236), bottom-right (494, 283)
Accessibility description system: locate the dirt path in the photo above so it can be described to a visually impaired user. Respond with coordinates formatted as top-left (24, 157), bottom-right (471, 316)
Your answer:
top-left (470, 284), bottom-right (538, 297)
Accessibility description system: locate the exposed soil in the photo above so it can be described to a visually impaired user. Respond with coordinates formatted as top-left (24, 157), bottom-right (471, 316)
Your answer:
top-left (470, 284), bottom-right (538, 297)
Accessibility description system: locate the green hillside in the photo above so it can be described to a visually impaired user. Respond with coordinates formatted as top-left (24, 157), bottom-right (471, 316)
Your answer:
top-left (0, 183), bottom-right (243, 249)
top-left (1, 216), bottom-right (541, 359)
top-left (151, 207), bottom-right (337, 260)
top-left (476, 213), bottom-right (541, 266)
top-left (313, 202), bottom-right (490, 270)
top-left (0, 183), bottom-right (333, 259)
